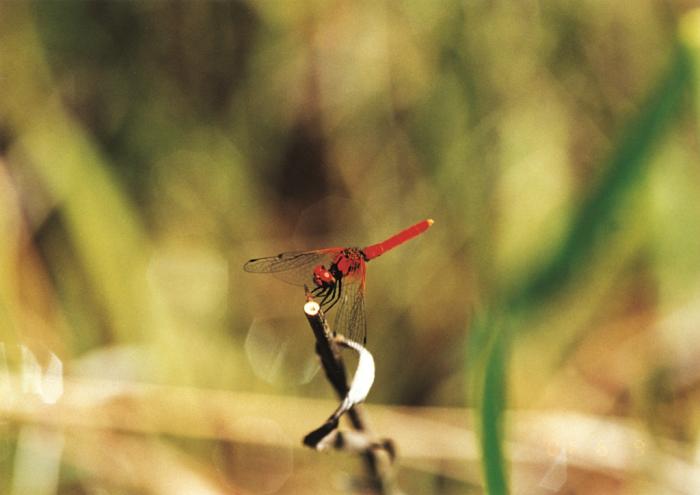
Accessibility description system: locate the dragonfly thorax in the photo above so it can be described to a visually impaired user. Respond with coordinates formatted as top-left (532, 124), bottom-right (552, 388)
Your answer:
top-left (335, 248), bottom-right (364, 275)
top-left (311, 248), bottom-right (364, 289)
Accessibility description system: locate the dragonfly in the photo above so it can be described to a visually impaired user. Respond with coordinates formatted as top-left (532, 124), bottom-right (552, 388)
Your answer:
top-left (244, 219), bottom-right (434, 344)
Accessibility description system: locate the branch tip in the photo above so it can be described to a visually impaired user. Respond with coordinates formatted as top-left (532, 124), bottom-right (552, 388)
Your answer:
top-left (304, 300), bottom-right (320, 316)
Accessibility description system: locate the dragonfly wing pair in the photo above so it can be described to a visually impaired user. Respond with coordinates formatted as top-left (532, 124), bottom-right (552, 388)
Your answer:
top-left (244, 219), bottom-right (433, 345)
top-left (244, 248), bottom-right (367, 344)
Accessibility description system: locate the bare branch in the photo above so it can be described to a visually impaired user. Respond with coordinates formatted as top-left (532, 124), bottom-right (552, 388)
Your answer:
top-left (302, 297), bottom-right (397, 493)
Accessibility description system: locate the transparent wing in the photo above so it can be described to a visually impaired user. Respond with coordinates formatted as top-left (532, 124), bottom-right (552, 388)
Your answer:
top-left (332, 268), bottom-right (367, 345)
top-left (243, 248), bottom-right (339, 287)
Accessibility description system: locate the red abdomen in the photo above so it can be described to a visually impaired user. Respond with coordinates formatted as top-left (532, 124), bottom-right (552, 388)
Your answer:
top-left (362, 219), bottom-right (433, 260)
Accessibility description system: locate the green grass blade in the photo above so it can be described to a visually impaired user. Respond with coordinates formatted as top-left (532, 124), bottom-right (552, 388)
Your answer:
top-left (507, 44), bottom-right (693, 314)
top-left (473, 43), bottom-right (693, 495)
top-left (479, 325), bottom-right (509, 495)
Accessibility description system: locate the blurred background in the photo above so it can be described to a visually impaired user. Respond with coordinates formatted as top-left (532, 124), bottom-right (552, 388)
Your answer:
top-left (1, 1), bottom-right (700, 494)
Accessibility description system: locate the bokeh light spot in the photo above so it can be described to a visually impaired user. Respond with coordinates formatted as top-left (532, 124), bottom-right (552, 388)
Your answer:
top-left (245, 317), bottom-right (319, 385)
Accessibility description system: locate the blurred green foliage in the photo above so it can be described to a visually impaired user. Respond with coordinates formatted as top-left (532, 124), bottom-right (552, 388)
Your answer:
top-left (1, 1), bottom-right (700, 494)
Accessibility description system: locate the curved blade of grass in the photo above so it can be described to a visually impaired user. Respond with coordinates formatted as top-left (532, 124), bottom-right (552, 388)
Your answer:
top-left (478, 323), bottom-right (509, 495)
top-left (473, 43), bottom-right (693, 495)
top-left (507, 43), bottom-right (693, 315)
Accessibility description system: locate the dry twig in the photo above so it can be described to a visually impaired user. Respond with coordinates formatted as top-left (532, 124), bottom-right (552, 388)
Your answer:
top-left (302, 295), bottom-right (397, 493)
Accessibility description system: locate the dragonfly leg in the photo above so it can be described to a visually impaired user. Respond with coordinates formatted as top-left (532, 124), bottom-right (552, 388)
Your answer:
top-left (324, 279), bottom-right (342, 312)
top-left (318, 283), bottom-right (336, 307)
top-left (314, 285), bottom-right (334, 306)
top-left (327, 283), bottom-right (340, 309)
top-left (319, 287), bottom-right (333, 306)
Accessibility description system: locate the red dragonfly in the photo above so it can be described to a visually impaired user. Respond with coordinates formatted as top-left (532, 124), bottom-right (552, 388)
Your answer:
top-left (244, 219), bottom-right (434, 344)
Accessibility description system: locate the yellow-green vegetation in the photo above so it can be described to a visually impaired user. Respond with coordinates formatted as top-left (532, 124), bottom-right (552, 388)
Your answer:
top-left (1, 2), bottom-right (699, 494)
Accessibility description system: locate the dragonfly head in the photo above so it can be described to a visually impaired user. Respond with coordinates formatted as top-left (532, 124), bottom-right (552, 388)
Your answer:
top-left (312, 265), bottom-right (336, 287)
